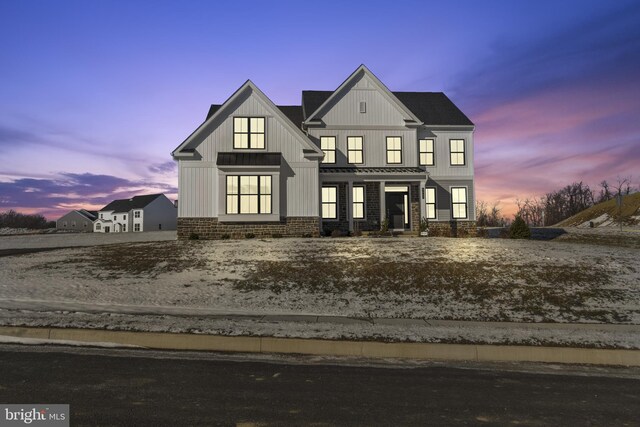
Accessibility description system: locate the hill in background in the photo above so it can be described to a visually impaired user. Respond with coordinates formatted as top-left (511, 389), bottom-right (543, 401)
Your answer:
top-left (557, 193), bottom-right (640, 227)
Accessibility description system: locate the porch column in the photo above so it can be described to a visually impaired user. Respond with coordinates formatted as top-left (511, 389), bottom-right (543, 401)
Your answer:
top-left (347, 180), bottom-right (353, 232)
top-left (419, 180), bottom-right (426, 224)
top-left (379, 181), bottom-right (386, 226)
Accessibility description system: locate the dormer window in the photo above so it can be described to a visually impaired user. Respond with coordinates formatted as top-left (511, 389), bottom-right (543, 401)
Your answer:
top-left (234, 117), bottom-right (265, 149)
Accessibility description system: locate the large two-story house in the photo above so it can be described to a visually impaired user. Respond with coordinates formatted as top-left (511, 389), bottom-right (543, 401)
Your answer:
top-left (93, 194), bottom-right (177, 233)
top-left (173, 65), bottom-right (475, 239)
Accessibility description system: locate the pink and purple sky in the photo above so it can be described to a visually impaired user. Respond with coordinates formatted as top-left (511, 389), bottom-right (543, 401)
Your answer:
top-left (1, 0), bottom-right (638, 220)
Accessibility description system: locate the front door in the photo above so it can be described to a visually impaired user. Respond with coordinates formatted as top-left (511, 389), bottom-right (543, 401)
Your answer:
top-left (104, 226), bottom-right (110, 233)
top-left (385, 191), bottom-right (409, 230)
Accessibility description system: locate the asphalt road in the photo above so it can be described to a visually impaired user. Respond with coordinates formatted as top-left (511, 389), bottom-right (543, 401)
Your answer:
top-left (0, 345), bottom-right (639, 426)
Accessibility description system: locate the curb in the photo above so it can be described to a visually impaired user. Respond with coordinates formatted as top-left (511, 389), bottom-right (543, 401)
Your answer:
top-left (1, 326), bottom-right (639, 366)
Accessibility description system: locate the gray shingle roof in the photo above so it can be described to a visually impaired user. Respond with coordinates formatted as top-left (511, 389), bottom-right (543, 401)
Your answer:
top-left (100, 194), bottom-right (164, 213)
top-left (77, 209), bottom-right (98, 221)
top-left (302, 90), bottom-right (473, 126)
top-left (202, 88), bottom-right (472, 137)
top-left (205, 104), bottom-right (303, 129)
top-left (217, 152), bottom-right (282, 166)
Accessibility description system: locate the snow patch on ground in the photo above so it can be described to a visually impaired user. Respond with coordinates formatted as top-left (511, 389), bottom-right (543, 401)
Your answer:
top-left (0, 333), bottom-right (142, 348)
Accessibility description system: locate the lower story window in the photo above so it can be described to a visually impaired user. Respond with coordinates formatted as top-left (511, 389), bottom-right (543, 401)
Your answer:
top-left (122, 224), bottom-right (127, 232)
top-left (96, 223), bottom-right (101, 230)
top-left (451, 187), bottom-right (468, 219)
top-left (322, 186), bottom-right (337, 219)
top-left (226, 175), bottom-right (272, 214)
top-left (425, 187), bottom-right (436, 219)
top-left (352, 186), bottom-right (365, 219)
top-left (134, 224), bottom-right (140, 232)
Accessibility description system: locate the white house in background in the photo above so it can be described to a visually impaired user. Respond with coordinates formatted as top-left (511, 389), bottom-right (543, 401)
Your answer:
top-left (93, 194), bottom-right (177, 233)
top-left (56, 209), bottom-right (98, 232)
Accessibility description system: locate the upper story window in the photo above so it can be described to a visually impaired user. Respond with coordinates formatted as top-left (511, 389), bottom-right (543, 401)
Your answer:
top-left (424, 187), bottom-right (436, 219)
top-left (386, 137), bottom-right (402, 164)
top-left (419, 139), bottom-right (435, 166)
top-left (134, 211), bottom-right (140, 218)
top-left (123, 215), bottom-right (127, 220)
top-left (234, 117), bottom-right (265, 149)
top-left (353, 186), bottom-right (365, 219)
top-left (320, 136), bottom-right (336, 164)
top-left (449, 139), bottom-right (465, 166)
top-left (226, 175), bottom-right (272, 214)
top-left (451, 187), bottom-right (468, 219)
top-left (347, 136), bottom-right (364, 164)
top-left (359, 101), bottom-right (366, 113)
top-left (321, 186), bottom-right (338, 219)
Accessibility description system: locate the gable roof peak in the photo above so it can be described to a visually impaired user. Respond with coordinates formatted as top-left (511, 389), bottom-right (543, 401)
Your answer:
top-left (303, 64), bottom-right (423, 125)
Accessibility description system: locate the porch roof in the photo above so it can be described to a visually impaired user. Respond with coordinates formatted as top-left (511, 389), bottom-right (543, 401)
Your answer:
top-left (320, 167), bottom-right (425, 174)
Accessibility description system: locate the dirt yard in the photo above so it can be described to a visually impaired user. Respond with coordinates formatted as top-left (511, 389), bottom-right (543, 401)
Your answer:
top-left (1, 233), bottom-right (638, 324)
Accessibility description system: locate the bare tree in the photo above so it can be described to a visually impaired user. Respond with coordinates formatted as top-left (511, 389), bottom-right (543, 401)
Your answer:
top-left (476, 200), bottom-right (507, 227)
top-left (516, 197), bottom-right (545, 226)
top-left (598, 180), bottom-right (612, 203)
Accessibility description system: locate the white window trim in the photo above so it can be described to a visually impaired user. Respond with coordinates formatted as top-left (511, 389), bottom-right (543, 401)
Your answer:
top-left (449, 185), bottom-right (469, 220)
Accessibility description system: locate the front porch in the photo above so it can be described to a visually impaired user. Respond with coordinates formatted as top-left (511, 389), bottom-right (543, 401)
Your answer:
top-left (320, 178), bottom-right (423, 235)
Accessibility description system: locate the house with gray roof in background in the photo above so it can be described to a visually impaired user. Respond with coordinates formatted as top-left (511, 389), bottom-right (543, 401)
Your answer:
top-left (93, 193), bottom-right (177, 233)
top-left (56, 209), bottom-right (98, 232)
top-left (172, 65), bottom-right (475, 239)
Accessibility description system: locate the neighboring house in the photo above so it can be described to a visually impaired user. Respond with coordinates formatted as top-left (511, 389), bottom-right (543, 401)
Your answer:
top-left (93, 194), bottom-right (177, 233)
top-left (56, 209), bottom-right (98, 232)
top-left (172, 65), bottom-right (475, 239)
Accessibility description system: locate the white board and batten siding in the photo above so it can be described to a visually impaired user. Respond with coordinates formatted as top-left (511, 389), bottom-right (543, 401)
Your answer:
top-left (418, 129), bottom-right (474, 179)
top-left (316, 74), bottom-right (408, 127)
top-left (178, 87), bottom-right (319, 218)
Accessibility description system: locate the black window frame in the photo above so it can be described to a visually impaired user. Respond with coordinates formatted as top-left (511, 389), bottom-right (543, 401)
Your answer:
top-left (419, 139), bottom-right (435, 166)
top-left (347, 136), bottom-right (364, 165)
top-left (225, 175), bottom-right (272, 215)
top-left (233, 117), bottom-right (266, 149)
top-left (386, 136), bottom-right (403, 164)
top-left (451, 187), bottom-right (468, 219)
top-left (352, 185), bottom-right (365, 219)
top-left (424, 187), bottom-right (436, 219)
top-left (320, 136), bottom-right (336, 164)
top-left (321, 186), bottom-right (338, 220)
top-left (449, 139), bottom-right (466, 166)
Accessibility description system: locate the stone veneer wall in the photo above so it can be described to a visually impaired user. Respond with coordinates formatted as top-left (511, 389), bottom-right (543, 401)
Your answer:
top-left (354, 182), bottom-right (381, 232)
top-left (177, 217), bottom-right (320, 239)
top-left (410, 183), bottom-right (420, 232)
top-left (321, 183), bottom-right (348, 235)
top-left (427, 221), bottom-right (477, 237)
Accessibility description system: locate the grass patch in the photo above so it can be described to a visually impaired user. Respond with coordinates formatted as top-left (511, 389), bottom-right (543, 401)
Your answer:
top-left (39, 241), bottom-right (207, 278)
top-left (232, 257), bottom-right (625, 322)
